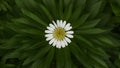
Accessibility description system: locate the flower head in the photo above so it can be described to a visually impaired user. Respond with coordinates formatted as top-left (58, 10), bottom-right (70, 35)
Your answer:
top-left (45, 20), bottom-right (74, 48)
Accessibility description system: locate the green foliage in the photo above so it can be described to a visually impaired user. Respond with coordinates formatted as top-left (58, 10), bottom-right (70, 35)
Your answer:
top-left (0, 0), bottom-right (120, 68)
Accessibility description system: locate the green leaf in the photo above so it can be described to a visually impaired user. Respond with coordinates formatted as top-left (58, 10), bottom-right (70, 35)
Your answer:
top-left (7, 19), bottom-right (44, 35)
top-left (89, 1), bottom-right (102, 18)
top-left (58, 0), bottom-right (64, 18)
top-left (97, 12), bottom-right (111, 27)
top-left (64, 47), bottom-right (72, 68)
top-left (31, 59), bottom-right (43, 68)
top-left (19, 28), bottom-right (44, 36)
top-left (56, 49), bottom-right (65, 68)
top-left (3, 1), bottom-right (12, 10)
top-left (111, 4), bottom-right (120, 16)
top-left (0, 35), bottom-right (21, 49)
top-left (11, 18), bottom-right (45, 30)
top-left (21, 9), bottom-right (47, 26)
top-left (16, 0), bottom-right (39, 11)
top-left (114, 59), bottom-right (120, 68)
top-left (72, 64), bottom-right (78, 68)
top-left (6, 22), bottom-right (44, 36)
top-left (91, 34), bottom-right (120, 48)
top-left (42, 47), bottom-right (55, 68)
top-left (71, 0), bottom-right (86, 21)
top-left (75, 35), bottom-right (109, 58)
top-left (90, 54), bottom-right (108, 68)
top-left (0, 60), bottom-right (6, 68)
top-left (73, 14), bottom-right (89, 29)
top-left (31, 48), bottom-right (55, 68)
top-left (16, 0), bottom-right (52, 20)
top-left (112, 16), bottom-right (120, 23)
top-left (23, 46), bottom-right (51, 65)
top-left (75, 28), bottom-right (108, 34)
top-left (75, 35), bottom-right (93, 46)
top-left (70, 43), bottom-right (92, 68)
top-left (15, 0), bottom-right (25, 8)
top-left (97, 35), bottom-right (119, 47)
top-left (42, 0), bottom-right (57, 19)
top-left (3, 50), bottom-right (20, 59)
top-left (79, 19), bottom-right (101, 29)
top-left (0, 3), bottom-right (7, 11)
top-left (26, 41), bottom-right (45, 50)
top-left (6, 64), bottom-right (16, 68)
top-left (64, 0), bottom-right (73, 21)
top-left (64, 0), bottom-right (71, 7)
top-left (39, 4), bottom-right (53, 20)
top-left (89, 48), bottom-right (109, 58)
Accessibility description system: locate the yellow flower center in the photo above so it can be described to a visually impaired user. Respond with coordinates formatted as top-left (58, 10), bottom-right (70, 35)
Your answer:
top-left (53, 27), bottom-right (66, 40)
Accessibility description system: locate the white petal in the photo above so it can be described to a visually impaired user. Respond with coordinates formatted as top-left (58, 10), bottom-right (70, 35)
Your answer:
top-left (56, 41), bottom-right (61, 48)
top-left (62, 21), bottom-right (66, 28)
top-left (52, 39), bottom-right (57, 46)
top-left (67, 26), bottom-right (72, 31)
top-left (58, 41), bottom-right (62, 48)
top-left (65, 23), bottom-right (70, 28)
top-left (64, 23), bottom-right (71, 31)
top-left (59, 20), bottom-right (63, 27)
top-left (57, 20), bottom-right (60, 27)
top-left (45, 30), bottom-right (53, 33)
top-left (58, 45), bottom-right (61, 48)
top-left (47, 27), bottom-right (54, 31)
top-left (60, 40), bottom-right (65, 48)
top-left (66, 31), bottom-right (74, 34)
top-left (49, 38), bottom-right (55, 45)
top-left (49, 24), bottom-right (55, 29)
top-left (45, 34), bottom-right (53, 37)
top-left (46, 36), bottom-right (53, 41)
top-left (65, 37), bottom-right (71, 43)
top-left (66, 34), bottom-right (73, 38)
top-left (65, 26), bottom-right (72, 31)
top-left (52, 21), bottom-right (57, 28)
top-left (59, 41), bottom-right (62, 48)
top-left (56, 41), bottom-right (59, 48)
top-left (63, 39), bottom-right (68, 46)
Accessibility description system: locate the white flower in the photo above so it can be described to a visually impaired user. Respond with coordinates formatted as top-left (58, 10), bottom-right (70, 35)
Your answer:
top-left (45, 20), bottom-right (74, 48)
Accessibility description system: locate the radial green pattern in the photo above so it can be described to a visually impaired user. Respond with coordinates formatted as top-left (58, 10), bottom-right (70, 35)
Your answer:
top-left (0, 0), bottom-right (120, 68)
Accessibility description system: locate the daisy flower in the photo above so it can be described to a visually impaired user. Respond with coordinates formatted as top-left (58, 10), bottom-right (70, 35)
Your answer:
top-left (45, 20), bottom-right (74, 48)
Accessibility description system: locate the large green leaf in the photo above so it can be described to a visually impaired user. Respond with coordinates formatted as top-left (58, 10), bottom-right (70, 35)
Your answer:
top-left (79, 19), bottom-right (101, 29)
top-left (11, 18), bottom-right (44, 30)
top-left (111, 4), bottom-right (120, 16)
top-left (75, 35), bottom-right (109, 58)
top-left (110, 0), bottom-right (120, 16)
top-left (58, 0), bottom-right (64, 19)
top-left (70, 43), bottom-right (93, 68)
top-left (56, 49), bottom-right (65, 68)
top-left (75, 28), bottom-right (109, 34)
top-left (0, 35), bottom-right (21, 49)
top-left (63, 0), bottom-right (73, 21)
top-left (89, 54), bottom-right (108, 68)
top-left (72, 14), bottom-right (89, 29)
top-left (64, 47), bottom-right (72, 68)
top-left (23, 46), bottom-right (51, 65)
top-left (31, 59), bottom-right (43, 68)
top-left (42, 47), bottom-right (55, 68)
top-left (89, 1), bottom-right (102, 18)
top-left (21, 9), bottom-right (47, 26)
top-left (42, 0), bottom-right (58, 19)
top-left (70, 0), bottom-right (86, 21)
top-left (97, 35), bottom-right (119, 47)
top-left (16, 0), bottom-right (52, 21)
